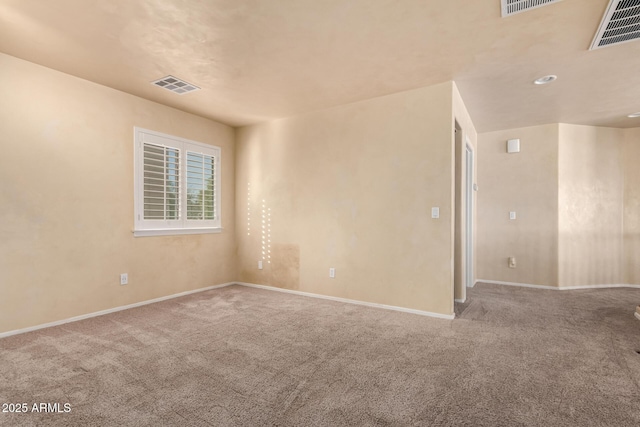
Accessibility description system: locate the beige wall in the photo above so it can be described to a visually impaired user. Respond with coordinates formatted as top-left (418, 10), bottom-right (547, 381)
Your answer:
top-left (236, 82), bottom-right (464, 316)
top-left (0, 53), bottom-right (236, 334)
top-left (558, 125), bottom-right (624, 287)
top-left (623, 128), bottom-right (640, 284)
top-left (478, 123), bottom-right (639, 288)
top-left (477, 124), bottom-right (559, 286)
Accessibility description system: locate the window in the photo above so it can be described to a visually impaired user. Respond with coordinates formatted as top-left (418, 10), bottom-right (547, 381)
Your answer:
top-left (134, 127), bottom-right (221, 236)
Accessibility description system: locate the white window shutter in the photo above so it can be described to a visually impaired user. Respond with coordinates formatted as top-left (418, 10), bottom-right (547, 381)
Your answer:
top-left (186, 152), bottom-right (216, 220)
top-left (134, 127), bottom-right (221, 235)
top-left (143, 143), bottom-right (180, 220)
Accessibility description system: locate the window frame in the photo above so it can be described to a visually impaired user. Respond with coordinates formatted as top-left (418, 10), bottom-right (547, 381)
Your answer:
top-left (133, 127), bottom-right (221, 237)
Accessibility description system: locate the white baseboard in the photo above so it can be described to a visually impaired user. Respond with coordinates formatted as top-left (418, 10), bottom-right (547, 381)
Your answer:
top-left (0, 282), bottom-right (235, 339)
top-left (476, 279), bottom-right (558, 290)
top-left (455, 298), bottom-right (466, 303)
top-left (5, 277), bottom-right (636, 339)
top-left (1, 280), bottom-right (456, 339)
top-left (557, 283), bottom-right (640, 290)
top-left (236, 282), bottom-right (455, 320)
top-left (476, 279), bottom-right (640, 291)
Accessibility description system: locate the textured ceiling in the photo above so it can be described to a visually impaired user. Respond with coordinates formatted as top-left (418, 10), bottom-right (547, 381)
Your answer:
top-left (0, 0), bottom-right (639, 132)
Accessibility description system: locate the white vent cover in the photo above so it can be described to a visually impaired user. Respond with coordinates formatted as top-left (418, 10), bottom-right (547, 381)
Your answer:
top-left (151, 75), bottom-right (200, 95)
top-left (590, 0), bottom-right (640, 50)
top-left (501, 0), bottom-right (562, 17)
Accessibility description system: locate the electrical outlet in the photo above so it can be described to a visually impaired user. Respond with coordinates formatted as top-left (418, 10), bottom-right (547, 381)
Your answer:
top-left (329, 268), bottom-right (336, 278)
top-left (120, 273), bottom-right (128, 285)
top-left (258, 260), bottom-right (263, 270)
top-left (508, 257), bottom-right (516, 269)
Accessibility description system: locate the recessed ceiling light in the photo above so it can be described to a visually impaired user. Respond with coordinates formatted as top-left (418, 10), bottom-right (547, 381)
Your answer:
top-left (534, 75), bottom-right (557, 85)
top-left (628, 112), bottom-right (640, 118)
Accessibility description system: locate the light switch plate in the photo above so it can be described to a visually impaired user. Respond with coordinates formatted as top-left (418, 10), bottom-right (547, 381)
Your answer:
top-left (431, 207), bottom-right (440, 219)
top-left (510, 211), bottom-right (516, 220)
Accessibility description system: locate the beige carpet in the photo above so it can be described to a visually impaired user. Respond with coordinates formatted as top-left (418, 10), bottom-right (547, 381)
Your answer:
top-left (1, 283), bottom-right (639, 426)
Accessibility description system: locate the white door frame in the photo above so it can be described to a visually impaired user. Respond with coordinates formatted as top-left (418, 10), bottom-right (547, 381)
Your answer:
top-left (465, 140), bottom-right (474, 288)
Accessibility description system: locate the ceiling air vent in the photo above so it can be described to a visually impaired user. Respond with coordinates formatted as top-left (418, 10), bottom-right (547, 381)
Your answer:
top-left (590, 0), bottom-right (640, 50)
top-left (151, 75), bottom-right (200, 95)
top-left (501, 0), bottom-right (562, 17)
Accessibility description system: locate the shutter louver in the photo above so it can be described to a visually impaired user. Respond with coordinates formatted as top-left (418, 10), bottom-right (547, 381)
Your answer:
top-left (143, 143), bottom-right (180, 220)
top-left (186, 152), bottom-right (216, 220)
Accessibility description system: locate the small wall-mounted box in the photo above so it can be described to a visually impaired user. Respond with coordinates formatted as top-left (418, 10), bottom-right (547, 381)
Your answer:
top-left (507, 139), bottom-right (520, 153)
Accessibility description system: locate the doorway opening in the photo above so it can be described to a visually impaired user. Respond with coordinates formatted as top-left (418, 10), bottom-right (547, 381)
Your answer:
top-left (454, 121), bottom-right (474, 305)
top-left (465, 142), bottom-right (474, 290)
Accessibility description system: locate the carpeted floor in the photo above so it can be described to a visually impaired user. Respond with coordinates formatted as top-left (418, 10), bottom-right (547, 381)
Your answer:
top-left (1, 283), bottom-right (639, 426)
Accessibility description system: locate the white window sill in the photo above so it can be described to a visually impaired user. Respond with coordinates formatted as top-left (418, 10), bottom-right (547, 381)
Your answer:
top-left (133, 228), bottom-right (223, 237)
